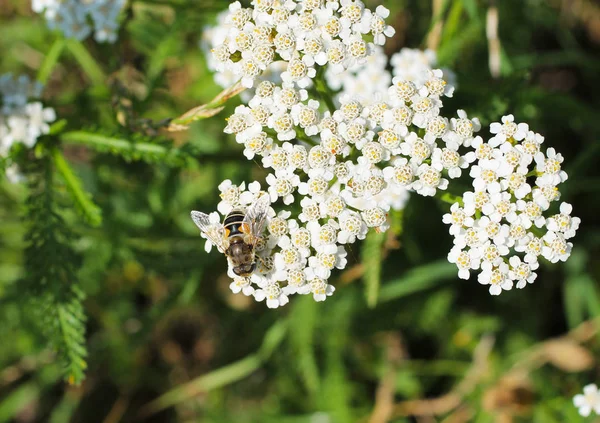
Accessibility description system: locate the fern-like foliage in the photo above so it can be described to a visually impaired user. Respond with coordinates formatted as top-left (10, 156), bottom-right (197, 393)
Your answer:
top-left (61, 127), bottom-right (197, 167)
top-left (21, 156), bottom-right (87, 384)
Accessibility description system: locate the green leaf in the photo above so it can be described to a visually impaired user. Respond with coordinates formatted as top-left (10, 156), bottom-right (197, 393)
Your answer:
top-left (140, 320), bottom-right (287, 418)
top-left (0, 383), bottom-right (39, 423)
top-left (48, 119), bottom-right (68, 135)
top-left (462, 0), bottom-right (479, 21)
top-left (48, 390), bottom-right (81, 423)
top-left (289, 296), bottom-right (320, 395)
top-left (563, 275), bottom-right (586, 328)
top-left (379, 260), bottom-right (456, 302)
top-left (52, 148), bottom-right (102, 227)
top-left (21, 158), bottom-right (88, 384)
top-left (60, 130), bottom-right (193, 166)
top-left (64, 39), bottom-right (106, 86)
top-left (362, 230), bottom-right (386, 308)
top-left (37, 38), bottom-right (65, 85)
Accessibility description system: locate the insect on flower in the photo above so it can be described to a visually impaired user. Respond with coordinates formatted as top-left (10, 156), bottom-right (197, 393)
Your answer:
top-left (191, 194), bottom-right (270, 277)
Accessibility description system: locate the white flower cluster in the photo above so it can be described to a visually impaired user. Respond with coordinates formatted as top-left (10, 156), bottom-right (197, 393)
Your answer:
top-left (201, 180), bottom-right (339, 308)
top-left (444, 115), bottom-right (580, 295)
top-left (31, 0), bottom-right (125, 43)
top-left (324, 44), bottom-right (391, 105)
top-left (1, 74), bottom-right (55, 161)
top-left (214, 64), bottom-right (487, 306)
top-left (211, 0), bottom-right (395, 88)
top-left (325, 47), bottom-right (456, 108)
top-left (574, 384), bottom-right (600, 417)
top-left (390, 48), bottom-right (457, 88)
top-left (201, 4), bottom-right (450, 109)
top-left (195, 1), bottom-right (580, 307)
top-left (201, 8), bottom-right (287, 103)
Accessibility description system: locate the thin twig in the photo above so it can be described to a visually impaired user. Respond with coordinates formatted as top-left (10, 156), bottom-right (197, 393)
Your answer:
top-left (102, 395), bottom-right (130, 423)
top-left (486, 1), bottom-right (501, 78)
top-left (392, 335), bottom-right (495, 418)
top-left (427, 0), bottom-right (445, 51)
top-left (368, 334), bottom-right (406, 423)
top-left (390, 317), bottom-right (600, 418)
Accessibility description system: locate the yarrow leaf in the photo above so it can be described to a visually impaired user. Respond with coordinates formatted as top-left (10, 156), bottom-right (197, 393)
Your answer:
top-left (21, 157), bottom-right (88, 384)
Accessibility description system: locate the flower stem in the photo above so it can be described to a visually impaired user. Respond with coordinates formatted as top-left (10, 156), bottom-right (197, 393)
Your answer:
top-left (437, 192), bottom-right (463, 206)
top-left (314, 68), bottom-right (337, 114)
top-left (295, 129), bottom-right (318, 146)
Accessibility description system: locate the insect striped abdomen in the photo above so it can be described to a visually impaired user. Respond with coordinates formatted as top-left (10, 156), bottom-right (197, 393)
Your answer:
top-left (224, 210), bottom-right (246, 237)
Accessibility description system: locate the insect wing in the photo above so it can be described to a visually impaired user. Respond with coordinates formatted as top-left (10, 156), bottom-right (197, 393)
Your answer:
top-left (190, 211), bottom-right (228, 253)
top-left (243, 194), bottom-right (270, 247)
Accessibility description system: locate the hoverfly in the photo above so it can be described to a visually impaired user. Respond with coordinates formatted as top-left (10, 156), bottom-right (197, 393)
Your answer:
top-left (191, 194), bottom-right (270, 277)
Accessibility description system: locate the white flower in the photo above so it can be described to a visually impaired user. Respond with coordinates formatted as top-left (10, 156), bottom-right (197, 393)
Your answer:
top-left (515, 234), bottom-right (543, 264)
top-left (489, 114), bottom-right (528, 145)
top-left (382, 157), bottom-right (416, 189)
top-left (500, 170), bottom-right (531, 200)
top-left (239, 181), bottom-right (265, 205)
top-left (243, 131), bottom-right (273, 160)
top-left (337, 209), bottom-right (368, 243)
top-left (217, 180), bottom-right (244, 215)
top-left (534, 147), bottom-right (568, 186)
top-left (476, 240), bottom-right (509, 268)
top-left (573, 384), bottom-right (600, 417)
top-left (419, 69), bottom-right (454, 99)
top-left (0, 74), bottom-right (55, 155)
top-left (431, 146), bottom-right (471, 179)
top-left (266, 172), bottom-right (301, 205)
top-left (447, 247), bottom-right (480, 280)
top-left (453, 225), bottom-right (487, 250)
top-left (400, 132), bottom-right (432, 164)
top-left (531, 181), bottom-right (560, 210)
top-left (476, 216), bottom-right (510, 247)
top-left (542, 231), bottom-right (572, 263)
top-left (412, 164), bottom-right (448, 197)
top-left (442, 203), bottom-right (474, 236)
top-left (299, 197), bottom-right (323, 222)
top-left (305, 269), bottom-right (336, 301)
top-left (481, 191), bottom-right (517, 223)
top-left (469, 158), bottom-right (511, 194)
top-left (410, 95), bottom-right (442, 128)
top-left (308, 220), bottom-right (339, 250)
top-left (445, 109), bottom-right (480, 148)
top-left (516, 200), bottom-right (546, 228)
top-left (254, 282), bottom-right (290, 308)
top-left (364, 6), bottom-right (395, 45)
top-left (230, 277), bottom-right (256, 296)
top-left (291, 99), bottom-right (321, 135)
top-left (508, 256), bottom-right (538, 289)
top-left (546, 202), bottom-right (580, 239)
top-left (478, 262), bottom-right (512, 295)
top-left (281, 56), bottom-right (317, 88)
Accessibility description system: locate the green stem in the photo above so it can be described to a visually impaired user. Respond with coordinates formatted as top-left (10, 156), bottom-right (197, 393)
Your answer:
top-left (64, 39), bottom-right (106, 86)
top-left (362, 230), bottom-right (385, 308)
top-left (314, 68), bottom-right (337, 114)
top-left (139, 321), bottom-right (287, 418)
top-left (37, 38), bottom-right (66, 84)
top-left (295, 129), bottom-right (318, 146)
top-left (62, 131), bottom-right (168, 155)
top-left (438, 192), bottom-right (464, 206)
top-left (51, 148), bottom-right (102, 227)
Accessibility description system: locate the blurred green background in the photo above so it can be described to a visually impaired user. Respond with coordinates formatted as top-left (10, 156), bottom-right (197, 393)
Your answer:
top-left (1, 0), bottom-right (600, 422)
